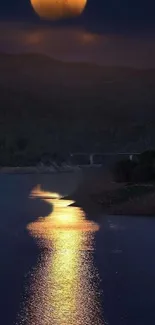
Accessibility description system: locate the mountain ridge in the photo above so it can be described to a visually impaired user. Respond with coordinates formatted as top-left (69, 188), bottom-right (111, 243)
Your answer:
top-left (0, 53), bottom-right (154, 158)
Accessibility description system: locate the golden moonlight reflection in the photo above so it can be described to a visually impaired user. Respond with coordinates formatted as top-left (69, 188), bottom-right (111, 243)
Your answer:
top-left (17, 185), bottom-right (104, 325)
top-left (30, 0), bottom-right (87, 20)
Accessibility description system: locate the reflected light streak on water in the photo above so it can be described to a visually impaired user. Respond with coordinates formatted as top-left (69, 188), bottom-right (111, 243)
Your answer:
top-left (17, 185), bottom-right (104, 325)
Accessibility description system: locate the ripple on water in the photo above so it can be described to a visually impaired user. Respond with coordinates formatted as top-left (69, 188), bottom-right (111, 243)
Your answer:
top-left (16, 186), bottom-right (104, 325)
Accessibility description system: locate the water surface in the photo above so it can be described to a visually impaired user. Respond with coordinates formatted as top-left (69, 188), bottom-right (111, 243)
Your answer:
top-left (17, 185), bottom-right (103, 325)
top-left (0, 174), bottom-right (155, 325)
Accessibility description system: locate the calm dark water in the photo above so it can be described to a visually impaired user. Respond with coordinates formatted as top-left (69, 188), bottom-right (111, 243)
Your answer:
top-left (0, 174), bottom-right (155, 325)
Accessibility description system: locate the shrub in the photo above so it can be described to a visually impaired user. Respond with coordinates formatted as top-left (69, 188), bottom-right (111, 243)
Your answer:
top-left (113, 159), bottom-right (137, 183)
top-left (113, 150), bottom-right (155, 183)
top-left (138, 150), bottom-right (155, 165)
top-left (131, 164), bottom-right (155, 183)
top-left (16, 137), bottom-right (28, 151)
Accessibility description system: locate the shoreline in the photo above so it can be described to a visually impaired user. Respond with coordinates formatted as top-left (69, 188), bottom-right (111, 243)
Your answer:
top-left (0, 166), bottom-right (76, 174)
top-left (1, 166), bottom-right (155, 217)
top-left (67, 168), bottom-right (155, 218)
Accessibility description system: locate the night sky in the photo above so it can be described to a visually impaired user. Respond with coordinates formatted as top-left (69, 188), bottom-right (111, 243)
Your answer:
top-left (0, 0), bottom-right (155, 67)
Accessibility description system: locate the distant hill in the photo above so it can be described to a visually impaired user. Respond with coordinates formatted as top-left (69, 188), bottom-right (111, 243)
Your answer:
top-left (0, 53), bottom-right (155, 163)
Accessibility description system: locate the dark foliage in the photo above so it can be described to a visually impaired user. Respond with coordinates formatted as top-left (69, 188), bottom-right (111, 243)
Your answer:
top-left (131, 164), bottom-right (155, 183)
top-left (16, 138), bottom-right (28, 151)
top-left (138, 150), bottom-right (155, 165)
top-left (113, 159), bottom-right (137, 182)
top-left (113, 150), bottom-right (155, 183)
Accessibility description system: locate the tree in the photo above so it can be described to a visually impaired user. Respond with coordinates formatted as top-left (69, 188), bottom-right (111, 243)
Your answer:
top-left (131, 164), bottom-right (154, 183)
top-left (113, 159), bottom-right (137, 183)
top-left (16, 137), bottom-right (28, 151)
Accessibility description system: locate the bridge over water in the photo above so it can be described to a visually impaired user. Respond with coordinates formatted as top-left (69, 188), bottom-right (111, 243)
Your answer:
top-left (69, 152), bottom-right (140, 166)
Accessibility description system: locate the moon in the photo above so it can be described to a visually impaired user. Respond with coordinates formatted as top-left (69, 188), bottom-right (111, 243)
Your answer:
top-left (30, 0), bottom-right (87, 20)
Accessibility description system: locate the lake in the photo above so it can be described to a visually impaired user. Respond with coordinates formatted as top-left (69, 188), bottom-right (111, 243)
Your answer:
top-left (0, 173), bottom-right (155, 325)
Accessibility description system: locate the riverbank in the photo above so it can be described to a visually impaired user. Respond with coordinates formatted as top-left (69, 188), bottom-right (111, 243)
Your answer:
top-left (1, 166), bottom-right (155, 216)
top-left (0, 167), bottom-right (55, 174)
top-left (92, 184), bottom-right (155, 216)
top-left (68, 167), bottom-right (155, 217)
top-left (0, 166), bottom-right (77, 174)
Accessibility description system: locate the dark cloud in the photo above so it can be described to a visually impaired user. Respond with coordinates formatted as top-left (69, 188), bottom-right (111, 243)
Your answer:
top-left (0, 22), bottom-right (155, 68)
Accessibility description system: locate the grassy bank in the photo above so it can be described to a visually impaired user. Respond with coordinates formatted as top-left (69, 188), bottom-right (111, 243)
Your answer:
top-left (68, 168), bottom-right (155, 217)
top-left (91, 184), bottom-right (155, 216)
top-left (92, 184), bottom-right (155, 207)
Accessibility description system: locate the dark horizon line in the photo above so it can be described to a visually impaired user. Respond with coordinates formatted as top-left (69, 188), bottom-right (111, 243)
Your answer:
top-left (0, 51), bottom-right (155, 71)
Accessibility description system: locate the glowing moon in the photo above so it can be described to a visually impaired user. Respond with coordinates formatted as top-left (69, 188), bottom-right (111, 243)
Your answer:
top-left (30, 0), bottom-right (87, 20)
